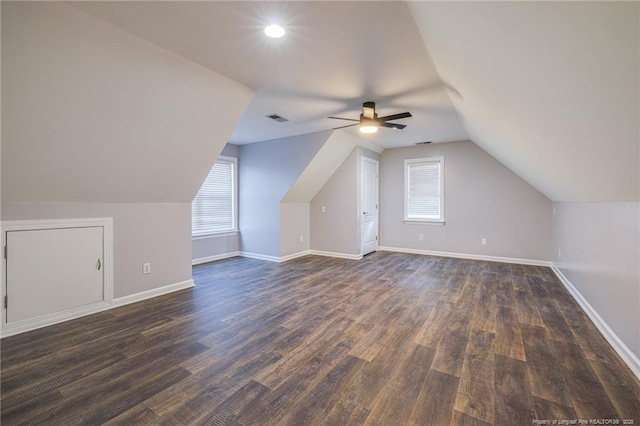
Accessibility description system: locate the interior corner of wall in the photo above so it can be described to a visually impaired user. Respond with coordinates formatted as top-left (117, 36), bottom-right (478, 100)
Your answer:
top-left (281, 131), bottom-right (360, 204)
top-left (357, 140), bottom-right (384, 155)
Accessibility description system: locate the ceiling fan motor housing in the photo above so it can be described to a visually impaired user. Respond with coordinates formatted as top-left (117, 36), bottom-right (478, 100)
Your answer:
top-left (362, 101), bottom-right (377, 120)
top-left (328, 101), bottom-right (410, 131)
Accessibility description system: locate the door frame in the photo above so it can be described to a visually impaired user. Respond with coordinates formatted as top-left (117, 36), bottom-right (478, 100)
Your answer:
top-left (359, 156), bottom-right (379, 256)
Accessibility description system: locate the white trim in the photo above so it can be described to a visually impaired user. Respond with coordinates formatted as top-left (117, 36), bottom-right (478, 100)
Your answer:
top-left (1, 218), bottom-right (114, 335)
top-left (403, 220), bottom-right (445, 226)
top-left (404, 156), bottom-right (445, 223)
top-left (240, 250), bottom-right (363, 262)
top-left (1, 217), bottom-right (112, 230)
top-left (192, 231), bottom-right (239, 241)
top-left (240, 251), bottom-right (281, 262)
top-left (240, 251), bottom-right (313, 263)
top-left (375, 245), bottom-right (640, 379)
top-left (279, 250), bottom-right (311, 262)
top-left (192, 155), bottom-right (238, 237)
top-left (112, 279), bottom-right (194, 308)
top-left (378, 246), bottom-right (551, 267)
top-left (0, 301), bottom-right (112, 338)
top-left (551, 266), bottom-right (640, 380)
top-left (0, 279), bottom-right (195, 338)
top-left (192, 251), bottom-right (240, 266)
top-left (310, 250), bottom-right (363, 261)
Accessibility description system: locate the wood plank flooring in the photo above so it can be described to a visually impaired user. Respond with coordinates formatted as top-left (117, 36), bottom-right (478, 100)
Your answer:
top-left (2, 252), bottom-right (639, 425)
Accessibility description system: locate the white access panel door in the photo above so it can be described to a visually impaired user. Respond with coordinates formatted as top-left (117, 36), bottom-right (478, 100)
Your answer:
top-left (361, 157), bottom-right (379, 256)
top-left (6, 227), bottom-right (104, 324)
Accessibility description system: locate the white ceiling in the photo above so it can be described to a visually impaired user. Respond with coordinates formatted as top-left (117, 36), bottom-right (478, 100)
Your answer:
top-left (409, 1), bottom-right (639, 202)
top-left (70, 1), bottom-right (468, 149)
top-left (70, 1), bottom-right (639, 202)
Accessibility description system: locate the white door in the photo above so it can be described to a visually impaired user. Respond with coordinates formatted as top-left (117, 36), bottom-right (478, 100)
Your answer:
top-left (360, 157), bottom-right (379, 256)
top-left (6, 227), bottom-right (104, 323)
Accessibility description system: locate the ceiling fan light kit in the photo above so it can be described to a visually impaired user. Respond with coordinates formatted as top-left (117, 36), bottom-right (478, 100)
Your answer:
top-left (329, 101), bottom-right (412, 133)
top-left (360, 124), bottom-right (378, 134)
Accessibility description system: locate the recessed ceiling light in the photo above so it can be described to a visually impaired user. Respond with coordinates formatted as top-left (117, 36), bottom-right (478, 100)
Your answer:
top-left (264, 24), bottom-right (285, 38)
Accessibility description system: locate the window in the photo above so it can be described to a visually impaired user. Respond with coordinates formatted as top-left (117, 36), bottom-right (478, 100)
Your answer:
top-left (404, 156), bottom-right (444, 223)
top-left (192, 156), bottom-right (237, 237)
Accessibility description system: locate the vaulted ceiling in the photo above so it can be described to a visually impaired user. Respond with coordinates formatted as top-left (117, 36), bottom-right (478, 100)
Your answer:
top-left (2, 2), bottom-right (253, 204)
top-left (69, 1), bottom-right (639, 202)
top-left (70, 1), bottom-right (467, 148)
top-left (409, 1), bottom-right (639, 202)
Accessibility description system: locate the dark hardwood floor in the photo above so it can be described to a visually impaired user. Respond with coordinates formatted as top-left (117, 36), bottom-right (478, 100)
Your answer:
top-left (2, 252), bottom-right (639, 425)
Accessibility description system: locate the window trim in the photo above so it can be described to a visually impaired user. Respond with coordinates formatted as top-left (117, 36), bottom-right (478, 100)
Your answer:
top-left (404, 156), bottom-right (445, 224)
top-left (191, 155), bottom-right (238, 238)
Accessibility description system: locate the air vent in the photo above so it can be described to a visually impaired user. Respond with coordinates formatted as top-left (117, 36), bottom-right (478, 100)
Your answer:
top-left (415, 141), bottom-right (432, 145)
top-left (266, 114), bottom-right (289, 123)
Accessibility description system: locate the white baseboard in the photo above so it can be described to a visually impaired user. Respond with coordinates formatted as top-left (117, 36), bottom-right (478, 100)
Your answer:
top-left (241, 250), bottom-right (362, 262)
top-left (551, 266), bottom-right (640, 380)
top-left (309, 250), bottom-right (363, 261)
top-left (192, 251), bottom-right (240, 266)
top-left (279, 250), bottom-right (311, 262)
top-left (0, 279), bottom-right (195, 338)
top-left (0, 301), bottom-right (113, 338)
top-left (112, 279), bottom-right (195, 308)
top-left (376, 246), bottom-right (640, 379)
top-left (240, 250), bottom-right (314, 263)
top-left (240, 251), bottom-right (281, 262)
top-left (378, 246), bottom-right (551, 267)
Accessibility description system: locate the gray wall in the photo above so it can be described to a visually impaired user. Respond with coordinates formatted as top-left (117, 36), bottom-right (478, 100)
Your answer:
top-left (310, 146), bottom-right (381, 256)
top-left (2, 203), bottom-right (191, 299)
top-left (2, 3), bottom-right (251, 299)
top-left (2, 2), bottom-right (252, 204)
top-left (239, 131), bottom-right (330, 257)
top-left (280, 203), bottom-right (310, 257)
top-left (380, 141), bottom-right (552, 261)
top-left (311, 148), bottom-right (359, 255)
top-left (553, 202), bottom-right (640, 357)
top-left (192, 144), bottom-right (240, 262)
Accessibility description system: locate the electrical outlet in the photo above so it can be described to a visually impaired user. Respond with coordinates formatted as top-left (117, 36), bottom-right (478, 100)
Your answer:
top-left (558, 248), bottom-right (562, 258)
top-left (418, 234), bottom-right (424, 241)
top-left (321, 206), bottom-right (326, 213)
top-left (143, 263), bottom-right (151, 274)
top-left (299, 235), bottom-right (304, 243)
top-left (481, 238), bottom-right (487, 246)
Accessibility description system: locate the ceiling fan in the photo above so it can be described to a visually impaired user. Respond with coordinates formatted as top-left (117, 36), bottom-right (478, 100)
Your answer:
top-left (328, 101), bottom-right (412, 134)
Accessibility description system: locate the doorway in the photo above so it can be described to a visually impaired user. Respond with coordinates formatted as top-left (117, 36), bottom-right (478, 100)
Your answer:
top-left (360, 157), bottom-right (379, 256)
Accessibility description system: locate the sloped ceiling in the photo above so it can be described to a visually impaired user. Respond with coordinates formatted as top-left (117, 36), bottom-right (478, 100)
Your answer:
top-left (5, 2), bottom-right (637, 205)
top-left (282, 130), bottom-right (382, 204)
top-left (2, 2), bottom-right (253, 203)
top-left (69, 1), bottom-right (468, 148)
top-left (409, 1), bottom-right (639, 202)
top-left (67, 1), bottom-right (639, 202)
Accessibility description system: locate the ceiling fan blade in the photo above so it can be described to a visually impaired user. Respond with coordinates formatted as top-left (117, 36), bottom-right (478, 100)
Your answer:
top-left (379, 122), bottom-right (407, 130)
top-left (333, 123), bottom-right (358, 130)
top-left (377, 112), bottom-right (412, 121)
top-left (328, 116), bottom-right (359, 122)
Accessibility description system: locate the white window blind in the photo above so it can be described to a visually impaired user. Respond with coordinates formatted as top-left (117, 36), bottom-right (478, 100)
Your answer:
top-left (192, 157), bottom-right (236, 237)
top-left (405, 157), bottom-right (444, 222)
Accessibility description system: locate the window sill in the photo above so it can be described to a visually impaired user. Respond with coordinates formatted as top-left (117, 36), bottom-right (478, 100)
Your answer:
top-left (403, 220), bottom-right (445, 226)
top-left (192, 231), bottom-right (239, 240)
